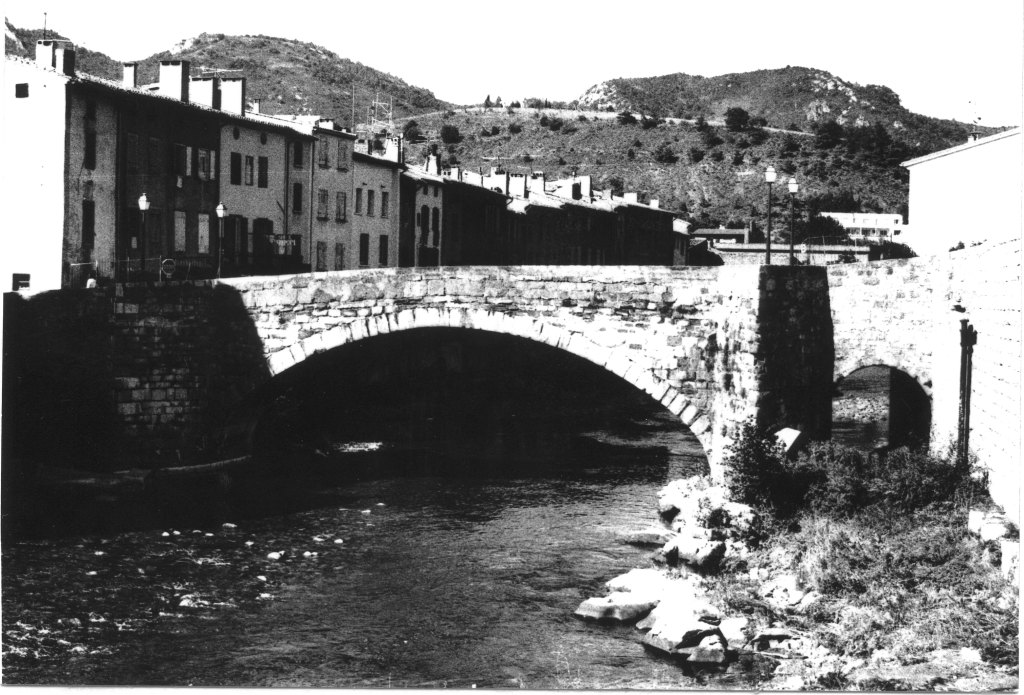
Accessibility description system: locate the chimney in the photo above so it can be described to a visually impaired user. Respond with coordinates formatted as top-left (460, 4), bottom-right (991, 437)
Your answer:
top-left (54, 45), bottom-right (76, 76)
top-left (35, 40), bottom-right (57, 70)
top-left (508, 173), bottom-right (526, 198)
top-left (650, 199), bottom-right (660, 209)
top-left (251, 98), bottom-right (262, 114)
top-left (578, 174), bottom-right (592, 200)
top-left (968, 128), bottom-right (983, 143)
top-left (123, 63), bottom-right (138, 88)
top-left (158, 60), bottom-right (190, 102)
top-left (426, 155), bottom-right (440, 175)
top-left (219, 77), bottom-right (246, 115)
top-left (190, 77), bottom-right (220, 109)
top-left (384, 135), bottom-right (404, 163)
top-left (624, 192), bottom-right (639, 204)
top-left (527, 172), bottom-right (546, 193)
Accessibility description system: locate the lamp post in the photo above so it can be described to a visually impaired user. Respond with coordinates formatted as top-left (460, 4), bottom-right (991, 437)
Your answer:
top-left (137, 193), bottom-right (150, 278)
top-left (764, 166), bottom-right (777, 265)
top-left (787, 177), bottom-right (799, 265)
top-left (216, 202), bottom-right (227, 278)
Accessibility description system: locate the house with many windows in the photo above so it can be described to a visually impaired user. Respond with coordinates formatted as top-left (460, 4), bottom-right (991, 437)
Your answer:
top-left (351, 138), bottom-right (402, 268)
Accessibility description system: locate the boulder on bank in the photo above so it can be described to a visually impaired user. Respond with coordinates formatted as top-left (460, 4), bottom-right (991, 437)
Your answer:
top-left (637, 589), bottom-right (725, 656)
top-left (573, 592), bottom-right (658, 624)
top-left (664, 533), bottom-right (726, 571)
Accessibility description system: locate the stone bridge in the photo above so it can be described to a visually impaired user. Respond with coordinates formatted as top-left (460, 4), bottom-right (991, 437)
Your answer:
top-left (4, 240), bottom-right (1019, 516)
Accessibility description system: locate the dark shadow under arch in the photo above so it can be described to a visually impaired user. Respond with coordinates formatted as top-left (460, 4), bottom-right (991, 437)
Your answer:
top-left (833, 364), bottom-right (932, 452)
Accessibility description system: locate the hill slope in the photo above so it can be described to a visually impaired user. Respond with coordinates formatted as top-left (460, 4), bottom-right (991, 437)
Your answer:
top-left (403, 106), bottom-right (912, 230)
top-left (5, 23), bottom-right (450, 122)
top-left (576, 67), bottom-right (983, 153)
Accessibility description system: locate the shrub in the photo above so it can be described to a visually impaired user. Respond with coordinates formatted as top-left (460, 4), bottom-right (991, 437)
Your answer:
top-left (732, 151), bottom-right (745, 165)
top-left (653, 142), bottom-right (678, 164)
top-left (617, 111), bottom-right (637, 125)
top-left (439, 124), bottom-right (462, 144)
top-left (749, 128), bottom-right (769, 146)
top-left (522, 153), bottom-right (533, 163)
top-left (508, 122), bottom-right (523, 135)
top-left (722, 422), bottom-right (788, 509)
top-left (688, 147), bottom-right (706, 163)
top-left (725, 107), bottom-right (750, 131)
top-left (577, 114), bottom-right (588, 122)
top-left (626, 148), bottom-right (636, 160)
top-left (548, 117), bottom-right (564, 131)
top-left (710, 149), bottom-right (724, 162)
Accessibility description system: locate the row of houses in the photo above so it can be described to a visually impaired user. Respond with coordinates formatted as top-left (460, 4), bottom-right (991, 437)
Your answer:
top-left (2, 40), bottom-right (678, 293)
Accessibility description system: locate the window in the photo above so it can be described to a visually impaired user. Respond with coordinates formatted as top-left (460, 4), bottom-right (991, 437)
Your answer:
top-left (232, 127), bottom-right (240, 140)
top-left (293, 142), bottom-right (304, 168)
top-left (378, 235), bottom-right (389, 266)
top-left (230, 152), bottom-right (242, 184)
top-left (367, 190), bottom-right (375, 217)
top-left (260, 132), bottom-right (267, 145)
top-left (81, 200), bottom-right (95, 251)
top-left (317, 189), bottom-right (329, 220)
top-left (83, 129), bottom-right (96, 170)
top-left (174, 211), bottom-right (187, 251)
top-left (257, 156), bottom-right (268, 188)
top-left (198, 214), bottom-right (210, 254)
top-left (334, 243), bottom-right (344, 270)
top-left (15, 83), bottom-right (28, 98)
top-left (292, 182), bottom-right (303, 213)
top-left (198, 148), bottom-right (214, 181)
top-left (318, 137), bottom-right (329, 167)
top-left (336, 192), bottom-right (347, 222)
top-left (11, 273), bottom-right (30, 291)
top-left (431, 208), bottom-right (440, 246)
top-left (148, 138), bottom-right (161, 173)
top-left (245, 155), bottom-right (254, 185)
top-left (316, 241), bottom-right (327, 271)
top-left (126, 134), bottom-right (139, 172)
top-left (359, 233), bottom-right (369, 266)
top-left (173, 144), bottom-right (190, 177)
top-left (336, 140), bottom-right (347, 168)
top-left (355, 188), bottom-right (363, 214)
top-left (380, 191), bottom-right (389, 218)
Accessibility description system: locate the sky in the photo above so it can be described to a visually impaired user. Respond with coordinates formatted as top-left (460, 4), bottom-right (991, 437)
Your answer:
top-left (5, 0), bottom-right (1023, 126)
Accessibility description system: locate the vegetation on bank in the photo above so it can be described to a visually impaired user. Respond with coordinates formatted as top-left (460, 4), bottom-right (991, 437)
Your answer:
top-left (709, 426), bottom-right (1018, 688)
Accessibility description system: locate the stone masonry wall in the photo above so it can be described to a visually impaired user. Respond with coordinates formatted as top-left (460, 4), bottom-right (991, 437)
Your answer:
top-left (827, 241), bottom-right (1022, 520)
top-left (221, 265), bottom-right (778, 470)
top-left (3, 281), bottom-right (269, 471)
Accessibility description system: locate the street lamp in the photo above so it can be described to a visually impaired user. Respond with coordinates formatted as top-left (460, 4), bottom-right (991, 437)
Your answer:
top-left (215, 202), bottom-right (227, 278)
top-left (787, 177), bottom-right (799, 265)
top-left (137, 193), bottom-right (150, 277)
top-left (764, 166), bottom-right (777, 265)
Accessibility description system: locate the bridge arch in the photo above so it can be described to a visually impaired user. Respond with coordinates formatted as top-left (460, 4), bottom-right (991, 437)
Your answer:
top-left (833, 362), bottom-right (933, 451)
top-left (261, 305), bottom-right (716, 459)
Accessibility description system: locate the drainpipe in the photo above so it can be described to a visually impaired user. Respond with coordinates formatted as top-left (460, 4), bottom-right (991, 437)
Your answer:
top-left (956, 318), bottom-right (977, 473)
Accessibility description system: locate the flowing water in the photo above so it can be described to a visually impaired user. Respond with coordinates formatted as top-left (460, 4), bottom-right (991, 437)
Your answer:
top-left (3, 413), bottom-right (716, 688)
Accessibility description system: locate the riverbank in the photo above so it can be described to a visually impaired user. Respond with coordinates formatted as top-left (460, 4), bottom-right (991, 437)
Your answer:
top-left (575, 439), bottom-right (1019, 690)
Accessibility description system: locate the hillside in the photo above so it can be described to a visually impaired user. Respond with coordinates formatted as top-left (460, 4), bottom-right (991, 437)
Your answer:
top-left (576, 67), bottom-right (985, 153)
top-left (5, 23), bottom-right (450, 122)
top-left (402, 106), bottom-right (913, 232)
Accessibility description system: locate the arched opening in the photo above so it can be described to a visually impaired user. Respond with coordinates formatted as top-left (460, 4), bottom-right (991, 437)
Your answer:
top-left (249, 327), bottom-right (709, 487)
top-left (832, 365), bottom-right (931, 453)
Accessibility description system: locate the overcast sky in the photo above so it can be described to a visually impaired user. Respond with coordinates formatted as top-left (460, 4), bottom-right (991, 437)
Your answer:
top-left (6, 0), bottom-right (1023, 126)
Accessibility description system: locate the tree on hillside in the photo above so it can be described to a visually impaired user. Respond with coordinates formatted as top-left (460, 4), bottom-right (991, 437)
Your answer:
top-left (440, 124), bottom-right (462, 144)
top-left (617, 111), bottom-right (638, 125)
top-left (495, 96), bottom-right (503, 107)
top-left (813, 119), bottom-right (844, 149)
top-left (653, 142), bottom-right (678, 164)
top-left (725, 107), bottom-right (750, 132)
top-left (402, 119), bottom-right (423, 142)
top-left (484, 94), bottom-right (492, 108)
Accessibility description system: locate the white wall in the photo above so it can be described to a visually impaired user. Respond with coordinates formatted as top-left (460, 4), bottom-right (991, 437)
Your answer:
top-left (2, 59), bottom-right (68, 292)
top-left (904, 129), bottom-right (1022, 257)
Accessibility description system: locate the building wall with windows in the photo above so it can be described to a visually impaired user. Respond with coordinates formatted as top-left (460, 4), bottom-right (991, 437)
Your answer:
top-left (310, 125), bottom-right (356, 272)
top-left (218, 122), bottom-right (296, 275)
top-left (819, 211), bottom-right (905, 242)
top-left (64, 88), bottom-right (119, 286)
top-left (352, 152), bottom-right (400, 268)
top-left (404, 165), bottom-right (445, 267)
top-left (2, 52), bottom-right (74, 292)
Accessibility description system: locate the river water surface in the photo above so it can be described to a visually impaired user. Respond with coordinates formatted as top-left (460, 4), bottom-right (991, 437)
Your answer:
top-left (3, 414), bottom-right (714, 688)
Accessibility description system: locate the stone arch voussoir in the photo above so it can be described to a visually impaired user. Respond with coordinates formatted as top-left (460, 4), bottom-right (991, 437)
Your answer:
top-left (266, 305), bottom-right (715, 459)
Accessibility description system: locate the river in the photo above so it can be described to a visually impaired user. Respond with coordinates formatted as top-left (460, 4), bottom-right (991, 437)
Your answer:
top-left (2, 410), bottom-right (716, 687)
